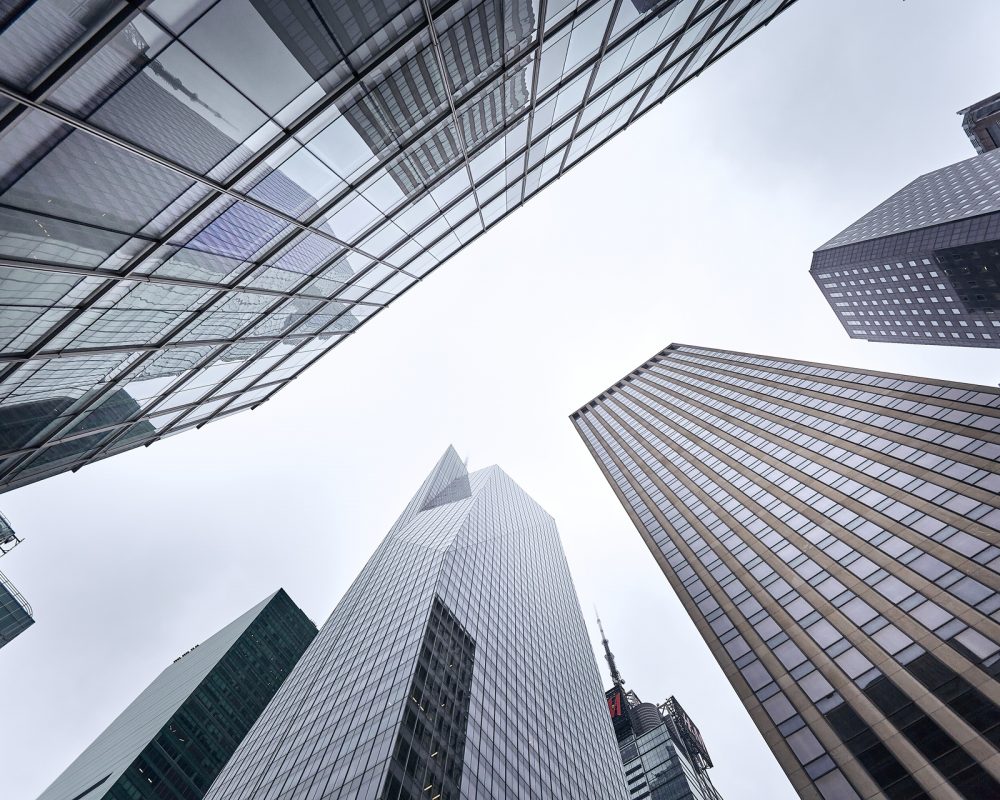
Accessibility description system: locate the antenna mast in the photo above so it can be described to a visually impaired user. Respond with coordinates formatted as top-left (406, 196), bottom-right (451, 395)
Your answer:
top-left (596, 611), bottom-right (625, 689)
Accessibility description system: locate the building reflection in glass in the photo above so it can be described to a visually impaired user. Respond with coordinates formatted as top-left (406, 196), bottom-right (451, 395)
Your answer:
top-left (0, 0), bottom-right (797, 489)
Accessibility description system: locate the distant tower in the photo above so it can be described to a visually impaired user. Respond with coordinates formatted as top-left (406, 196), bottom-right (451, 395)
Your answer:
top-left (959, 92), bottom-right (1000, 153)
top-left (0, 509), bottom-right (22, 554)
top-left (811, 150), bottom-right (1000, 348)
top-left (0, 509), bottom-right (32, 651)
top-left (597, 617), bottom-right (724, 800)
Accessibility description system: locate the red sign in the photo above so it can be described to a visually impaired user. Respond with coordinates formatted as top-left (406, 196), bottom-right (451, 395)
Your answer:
top-left (607, 690), bottom-right (623, 718)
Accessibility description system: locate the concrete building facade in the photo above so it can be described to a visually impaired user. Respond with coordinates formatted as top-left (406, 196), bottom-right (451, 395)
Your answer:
top-left (572, 343), bottom-right (1000, 800)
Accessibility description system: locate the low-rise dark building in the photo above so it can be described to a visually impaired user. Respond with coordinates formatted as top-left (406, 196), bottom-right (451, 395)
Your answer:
top-left (38, 589), bottom-right (317, 800)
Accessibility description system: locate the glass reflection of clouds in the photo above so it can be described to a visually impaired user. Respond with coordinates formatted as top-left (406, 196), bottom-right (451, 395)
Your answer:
top-left (0, 0), bottom-right (795, 488)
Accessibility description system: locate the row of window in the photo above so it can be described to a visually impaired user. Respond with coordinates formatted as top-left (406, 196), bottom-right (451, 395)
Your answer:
top-left (577, 405), bottom-right (999, 800)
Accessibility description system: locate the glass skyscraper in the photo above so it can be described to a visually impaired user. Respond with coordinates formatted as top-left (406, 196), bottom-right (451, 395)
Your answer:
top-left (0, 0), bottom-right (798, 491)
top-left (599, 618), bottom-right (724, 800)
top-left (39, 589), bottom-right (317, 800)
top-left (203, 447), bottom-right (629, 800)
top-left (811, 149), bottom-right (1000, 349)
top-left (572, 343), bottom-right (1000, 800)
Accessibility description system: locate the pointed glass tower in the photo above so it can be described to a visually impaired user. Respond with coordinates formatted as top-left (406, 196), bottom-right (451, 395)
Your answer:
top-left (204, 447), bottom-right (628, 800)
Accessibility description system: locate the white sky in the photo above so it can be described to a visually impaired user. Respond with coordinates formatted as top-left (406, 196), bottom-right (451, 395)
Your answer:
top-left (4, 2), bottom-right (999, 799)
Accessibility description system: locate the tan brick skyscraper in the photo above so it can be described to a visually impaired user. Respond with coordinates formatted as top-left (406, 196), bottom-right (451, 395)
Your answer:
top-left (572, 343), bottom-right (1000, 800)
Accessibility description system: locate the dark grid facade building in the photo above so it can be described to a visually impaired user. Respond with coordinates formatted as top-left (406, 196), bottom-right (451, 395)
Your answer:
top-left (811, 150), bottom-right (1000, 349)
top-left (0, 564), bottom-right (33, 649)
top-left (202, 447), bottom-right (629, 800)
top-left (572, 344), bottom-right (1000, 800)
top-left (0, 0), bottom-right (798, 491)
top-left (611, 691), bottom-right (724, 800)
top-left (959, 92), bottom-right (1000, 155)
top-left (38, 589), bottom-right (317, 800)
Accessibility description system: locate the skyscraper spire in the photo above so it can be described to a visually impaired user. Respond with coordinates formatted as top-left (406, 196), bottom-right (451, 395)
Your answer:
top-left (596, 611), bottom-right (625, 689)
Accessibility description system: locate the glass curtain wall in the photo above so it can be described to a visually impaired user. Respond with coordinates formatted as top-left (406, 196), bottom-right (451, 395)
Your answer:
top-left (0, 0), bottom-right (796, 490)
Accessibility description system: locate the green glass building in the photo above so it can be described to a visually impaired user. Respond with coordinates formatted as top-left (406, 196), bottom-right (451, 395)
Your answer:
top-left (37, 589), bottom-right (317, 800)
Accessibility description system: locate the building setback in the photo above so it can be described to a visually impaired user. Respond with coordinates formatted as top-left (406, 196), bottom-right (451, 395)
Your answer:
top-left (959, 92), bottom-right (1000, 154)
top-left (811, 150), bottom-right (1000, 349)
top-left (0, 565), bottom-right (33, 650)
top-left (38, 589), bottom-right (317, 800)
top-left (0, 510), bottom-right (31, 650)
top-left (202, 447), bottom-right (629, 800)
top-left (572, 343), bottom-right (1000, 800)
top-left (0, 0), bottom-right (799, 492)
top-left (599, 618), bottom-right (724, 800)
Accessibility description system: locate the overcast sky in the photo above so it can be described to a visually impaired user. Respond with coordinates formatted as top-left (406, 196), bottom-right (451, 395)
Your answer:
top-left (4, 2), bottom-right (999, 798)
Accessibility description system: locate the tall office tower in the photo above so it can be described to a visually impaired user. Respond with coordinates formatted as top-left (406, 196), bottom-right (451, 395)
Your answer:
top-left (0, 565), bottom-right (33, 649)
top-left (39, 589), bottom-right (317, 800)
top-left (810, 150), bottom-right (1000, 349)
top-left (203, 448), bottom-right (628, 800)
top-left (959, 92), bottom-right (1000, 154)
top-left (599, 618), bottom-right (724, 800)
top-left (571, 344), bottom-right (1000, 800)
top-left (0, 0), bottom-right (799, 491)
